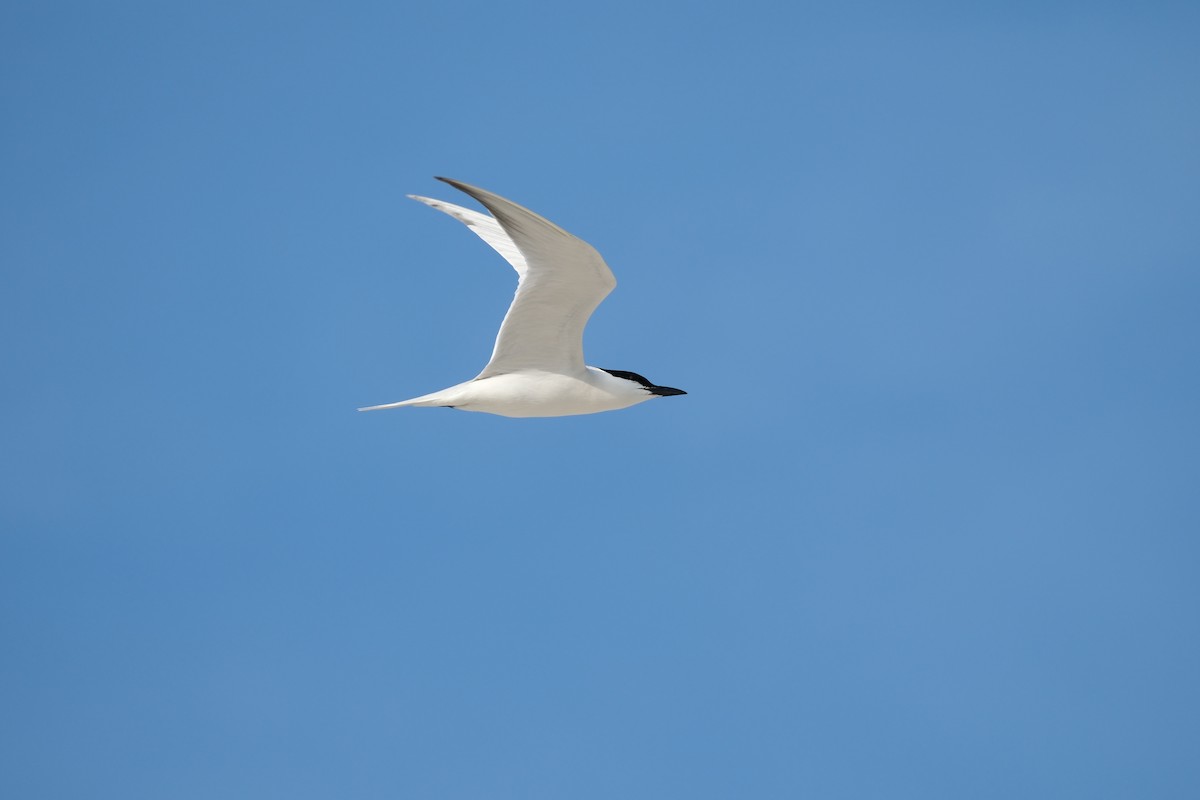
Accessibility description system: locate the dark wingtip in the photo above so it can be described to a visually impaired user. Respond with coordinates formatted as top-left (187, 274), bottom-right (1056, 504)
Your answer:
top-left (435, 176), bottom-right (477, 197)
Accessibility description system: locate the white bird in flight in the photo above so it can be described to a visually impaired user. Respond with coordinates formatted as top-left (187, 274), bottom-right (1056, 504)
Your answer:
top-left (359, 178), bottom-right (685, 418)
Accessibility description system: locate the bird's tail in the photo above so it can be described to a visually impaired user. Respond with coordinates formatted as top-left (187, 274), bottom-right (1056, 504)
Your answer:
top-left (357, 400), bottom-right (417, 412)
top-left (357, 388), bottom-right (459, 412)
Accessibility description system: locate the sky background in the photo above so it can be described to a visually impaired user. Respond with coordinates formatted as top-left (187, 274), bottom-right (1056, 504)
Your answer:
top-left (2, 2), bottom-right (1199, 798)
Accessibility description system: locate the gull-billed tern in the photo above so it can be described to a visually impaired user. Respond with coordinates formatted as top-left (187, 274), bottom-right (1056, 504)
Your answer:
top-left (358, 178), bottom-right (685, 418)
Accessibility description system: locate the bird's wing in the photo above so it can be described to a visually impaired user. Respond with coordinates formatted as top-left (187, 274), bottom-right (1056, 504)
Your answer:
top-left (408, 194), bottom-right (528, 278)
top-left (432, 177), bottom-right (616, 378)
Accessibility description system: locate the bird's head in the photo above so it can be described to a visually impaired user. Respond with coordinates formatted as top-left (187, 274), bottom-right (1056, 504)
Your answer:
top-left (599, 368), bottom-right (686, 398)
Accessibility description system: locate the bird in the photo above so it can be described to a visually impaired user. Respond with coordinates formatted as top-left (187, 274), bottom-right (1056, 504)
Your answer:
top-left (358, 177), bottom-right (686, 418)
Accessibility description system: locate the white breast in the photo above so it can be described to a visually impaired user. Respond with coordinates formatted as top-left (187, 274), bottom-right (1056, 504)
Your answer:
top-left (450, 369), bottom-right (651, 418)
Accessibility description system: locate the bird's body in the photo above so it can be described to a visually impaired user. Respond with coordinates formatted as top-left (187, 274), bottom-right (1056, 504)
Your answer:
top-left (359, 178), bottom-right (684, 418)
top-left (374, 367), bottom-right (661, 418)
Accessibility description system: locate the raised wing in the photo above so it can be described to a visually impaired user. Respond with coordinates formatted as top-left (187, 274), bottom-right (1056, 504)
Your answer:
top-left (432, 177), bottom-right (616, 378)
top-left (408, 194), bottom-right (528, 278)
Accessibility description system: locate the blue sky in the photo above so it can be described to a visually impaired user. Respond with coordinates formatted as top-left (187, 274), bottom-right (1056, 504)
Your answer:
top-left (2, 2), bottom-right (1198, 798)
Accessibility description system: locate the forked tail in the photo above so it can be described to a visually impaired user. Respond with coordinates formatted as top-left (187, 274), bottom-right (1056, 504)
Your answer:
top-left (357, 388), bottom-right (458, 411)
top-left (357, 400), bottom-right (418, 412)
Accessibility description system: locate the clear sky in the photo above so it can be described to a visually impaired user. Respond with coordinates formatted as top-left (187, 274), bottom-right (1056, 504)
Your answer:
top-left (2, 2), bottom-right (1198, 798)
